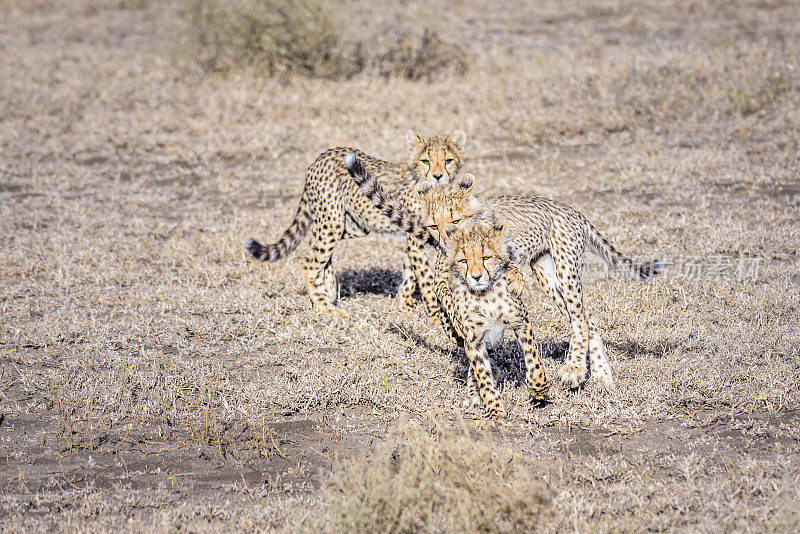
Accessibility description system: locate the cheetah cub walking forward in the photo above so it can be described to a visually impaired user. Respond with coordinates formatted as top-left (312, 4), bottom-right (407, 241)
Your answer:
top-left (345, 154), bottom-right (663, 390)
top-left (245, 130), bottom-right (466, 321)
top-left (346, 153), bottom-right (547, 419)
top-left (445, 223), bottom-right (549, 420)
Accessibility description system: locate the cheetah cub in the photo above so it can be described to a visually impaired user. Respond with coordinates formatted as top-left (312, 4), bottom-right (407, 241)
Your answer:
top-left (345, 153), bottom-right (546, 419)
top-left (445, 222), bottom-right (549, 420)
top-left (245, 130), bottom-right (466, 322)
top-left (345, 154), bottom-right (663, 390)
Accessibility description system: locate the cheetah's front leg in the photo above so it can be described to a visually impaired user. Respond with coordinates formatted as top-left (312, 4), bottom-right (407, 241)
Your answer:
top-left (463, 363), bottom-right (500, 413)
top-left (518, 313), bottom-right (548, 401)
top-left (396, 256), bottom-right (417, 315)
top-left (464, 331), bottom-right (504, 421)
top-left (433, 251), bottom-right (463, 345)
top-left (404, 234), bottom-right (441, 325)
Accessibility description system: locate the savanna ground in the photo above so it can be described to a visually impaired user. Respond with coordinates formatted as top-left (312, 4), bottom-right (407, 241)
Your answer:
top-left (2, 0), bottom-right (800, 531)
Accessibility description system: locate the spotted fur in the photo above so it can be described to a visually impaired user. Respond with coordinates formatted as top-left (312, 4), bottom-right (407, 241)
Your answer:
top-left (345, 155), bottom-right (664, 390)
top-left (246, 130), bottom-right (466, 320)
top-left (444, 223), bottom-right (548, 420)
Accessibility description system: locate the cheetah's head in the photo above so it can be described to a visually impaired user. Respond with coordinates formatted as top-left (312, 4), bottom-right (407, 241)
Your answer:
top-left (406, 129), bottom-right (466, 185)
top-left (415, 173), bottom-right (482, 244)
top-left (448, 221), bottom-right (511, 293)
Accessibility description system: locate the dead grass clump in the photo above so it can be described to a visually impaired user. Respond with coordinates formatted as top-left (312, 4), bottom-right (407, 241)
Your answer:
top-left (307, 423), bottom-right (551, 533)
top-left (355, 29), bottom-right (470, 81)
top-left (184, 0), bottom-right (339, 75)
top-left (181, 0), bottom-right (468, 79)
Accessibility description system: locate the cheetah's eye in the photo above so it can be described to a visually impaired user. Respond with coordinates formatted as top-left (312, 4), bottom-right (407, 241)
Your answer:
top-left (428, 225), bottom-right (438, 231)
top-left (458, 259), bottom-right (468, 264)
top-left (420, 159), bottom-right (430, 166)
top-left (482, 256), bottom-right (492, 261)
top-left (451, 219), bottom-right (461, 225)
top-left (445, 158), bottom-right (454, 164)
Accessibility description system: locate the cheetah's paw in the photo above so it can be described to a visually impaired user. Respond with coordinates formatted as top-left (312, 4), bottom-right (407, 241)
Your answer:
top-left (462, 395), bottom-right (482, 414)
top-left (557, 362), bottom-right (588, 389)
top-left (589, 371), bottom-right (616, 392)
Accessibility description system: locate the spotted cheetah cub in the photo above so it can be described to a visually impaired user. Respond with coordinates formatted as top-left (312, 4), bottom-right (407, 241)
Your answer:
top-left (345, 153), bottom-right (547, 419)
top-left (245, 130), bottom-right (466, 322)
top-left (445, 222), bottom-right (549, 420)
top-left (345, 154), bottom-right (663, 390)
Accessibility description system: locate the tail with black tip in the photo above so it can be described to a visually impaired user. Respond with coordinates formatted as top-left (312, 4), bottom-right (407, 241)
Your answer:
top-left (584, 221), bottom-right (663, 281)
top-left (344, 152), bottom-right (429, 243)
top-left (245, 187), bottom-right (310, 262)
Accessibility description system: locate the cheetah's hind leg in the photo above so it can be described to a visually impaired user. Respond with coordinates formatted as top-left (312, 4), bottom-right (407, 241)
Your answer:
top-left (299, 196), bottom-right (347, 314)
top-left (531, 253), bottom-right (588, 388)
top-left (587, 322), bottom-right (615, 390)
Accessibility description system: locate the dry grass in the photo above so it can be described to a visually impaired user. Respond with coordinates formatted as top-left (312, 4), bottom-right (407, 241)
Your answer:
top-left (302, 421), bottom-right (551, 533)
top-left (1, 0), bottom-right (799, 531)
top-left (179, 0), bottom-right (467, 79)
top-left (182, 0), bottom-right (339, 75)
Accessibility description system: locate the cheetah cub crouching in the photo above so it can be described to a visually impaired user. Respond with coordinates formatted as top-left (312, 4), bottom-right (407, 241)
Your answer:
top-left (445, 222), bottom-right (548, 420)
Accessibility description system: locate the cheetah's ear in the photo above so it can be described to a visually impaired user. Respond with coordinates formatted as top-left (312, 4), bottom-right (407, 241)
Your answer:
top-left (406, 129), bottom-right (423, 149)
top-left (415, 181), bottom-right (433, 196)
top-left (506, 246), bottom-right (518, 263)
top-left (447, 226), bottom-right (466, 241)
top-left (489, 218), bottom-right (505, 237)
top-left (456, 173), bottom-right (475, 195)
top-left (448, 130), bottom-right (467, 152)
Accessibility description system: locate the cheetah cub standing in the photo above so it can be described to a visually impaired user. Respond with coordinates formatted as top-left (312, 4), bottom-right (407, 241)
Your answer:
top-left (345, 154), bottom-right (663, 390)
top-left (346, 153), bottom-right (547, 419)
top-left (445, 223), bottom-right (549, 420)
top-left (245, 130), bottom-right (466, 322)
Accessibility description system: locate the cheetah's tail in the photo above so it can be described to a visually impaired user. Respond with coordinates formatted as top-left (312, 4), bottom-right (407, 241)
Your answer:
top-left (343, 152), bottom-right (429, 243)
top-left (245, 187), bottom-right (310, 262)
top-left (584, 221), bottom-right (663, 281)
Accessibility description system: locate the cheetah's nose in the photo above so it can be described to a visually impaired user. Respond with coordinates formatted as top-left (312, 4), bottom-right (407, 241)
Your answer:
top-left (433, 173), bottom-right (443, 180)
top-left (472, 274), bottom-right (482, 282)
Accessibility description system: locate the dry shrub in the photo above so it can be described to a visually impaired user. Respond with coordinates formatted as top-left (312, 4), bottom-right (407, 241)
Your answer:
top-left (308, 422), bottom-right (551, 533)
top-left (354, 29), bottom-right (470, 81)
top-left (182, 0), bottom-right (468, 79)
top-left (185, 0), bottom-right (339, 75)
